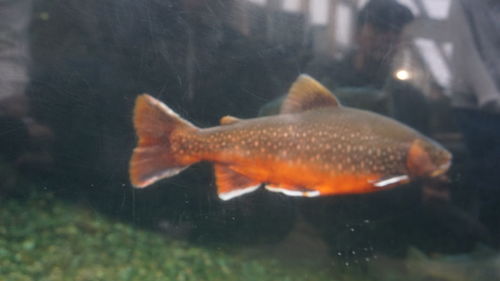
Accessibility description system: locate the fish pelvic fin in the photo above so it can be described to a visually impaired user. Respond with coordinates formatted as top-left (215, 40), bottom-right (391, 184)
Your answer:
top-left (130, 94), bottom-right (198, 188)
top-left (214, 164), bottom-right (261, 200)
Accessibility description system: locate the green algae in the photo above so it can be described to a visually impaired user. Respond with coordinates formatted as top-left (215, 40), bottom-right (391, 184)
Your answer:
top-left (0, 192), bottom-right (336, 281)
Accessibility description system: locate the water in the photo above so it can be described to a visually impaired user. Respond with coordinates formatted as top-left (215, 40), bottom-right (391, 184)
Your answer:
top-left (1, 0), bottom-right (499, 280)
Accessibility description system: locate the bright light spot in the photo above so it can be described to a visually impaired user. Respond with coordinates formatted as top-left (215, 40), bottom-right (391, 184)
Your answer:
top-left (422, 0), bottom-right (451, 20)
top-left (247, 0), bottom-right (267, 6)
top-left (310, 0), bottom-right (329, 25)
top-left (283, 0), bottom-right (301, 12)
top-left (414, 38), bottom-right (452, 89)
top-left (395, 69), bottom-right (410, 80)
top-left (335, 3), bottom-right (353, 47)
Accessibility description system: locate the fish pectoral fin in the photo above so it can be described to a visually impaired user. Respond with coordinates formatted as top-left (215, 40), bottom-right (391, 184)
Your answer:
top-left (372, 175), bottom-right (410, 188)
top-left (214, 164), bottom-right (261, 200)
top-left (219, 115), bottom-right (242, 125)
top-left (265, 185), bottom-right (320, 197)
top-left (280, 74), bottom-right (341, 114)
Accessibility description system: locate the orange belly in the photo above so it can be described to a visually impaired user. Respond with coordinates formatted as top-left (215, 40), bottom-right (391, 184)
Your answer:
top-left (228, 158), bottom-right (383, 196)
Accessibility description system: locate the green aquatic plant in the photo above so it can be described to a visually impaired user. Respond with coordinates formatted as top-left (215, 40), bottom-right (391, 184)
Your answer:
top-left (0, 191), bottom-right (336, 281)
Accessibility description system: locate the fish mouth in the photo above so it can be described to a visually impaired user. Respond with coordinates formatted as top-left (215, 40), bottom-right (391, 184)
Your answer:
top-left (430, 162), bottom-right (451, 178)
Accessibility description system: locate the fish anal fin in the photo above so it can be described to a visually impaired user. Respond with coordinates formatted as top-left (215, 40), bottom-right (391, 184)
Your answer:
top-left (265, 184), bottom-right (320, 197)
top-left (214, 164), bottom-right (261, 200)
top-left (280, 74), bottom-right (340, 114)
top-left (219, 115), bottom-right (242, 125)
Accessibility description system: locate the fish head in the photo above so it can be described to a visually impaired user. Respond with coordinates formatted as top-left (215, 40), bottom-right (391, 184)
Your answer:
top-left (406, 138), bottom-right (452, 179)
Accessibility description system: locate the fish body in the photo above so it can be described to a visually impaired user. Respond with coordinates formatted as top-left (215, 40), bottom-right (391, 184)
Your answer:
top-left (130, 75), bottom-right (451, 200)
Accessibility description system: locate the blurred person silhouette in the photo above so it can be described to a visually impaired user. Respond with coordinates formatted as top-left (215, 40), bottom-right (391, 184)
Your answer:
top-left (0, 0), bottom-right (52, 194)
top-left (259, 0), bottom-right (490, 257)
top-left (447, 0), bottom-right (500, 246)
top-left (260, 0), bottom-right (429, 134)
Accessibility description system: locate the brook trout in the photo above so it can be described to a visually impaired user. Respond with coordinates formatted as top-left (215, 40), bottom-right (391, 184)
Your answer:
top-left (129, 75), bottom-right (451, 200)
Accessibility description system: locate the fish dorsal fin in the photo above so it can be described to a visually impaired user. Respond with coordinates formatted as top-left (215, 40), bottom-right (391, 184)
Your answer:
top-left (280, 74), bottom-right (340, 114)
top-left (220, 115), bottom-right (241, 125)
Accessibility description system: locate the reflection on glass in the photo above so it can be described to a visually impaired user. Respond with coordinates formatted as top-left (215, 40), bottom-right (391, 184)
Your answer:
top-left (414, 37), bottom-right (451, 88)
top-left (310, 0), bottom-right (329, 25)
top-left (1, 0), bottom-right (499, 280)
top-left (421, 0), bottom-right (452, 19)
top-left (283, 0), bottom-right (302, 13)
top-left (248, 0), bottom-right (267, 6)
top-left (335, 2), bottom-right (353, 47)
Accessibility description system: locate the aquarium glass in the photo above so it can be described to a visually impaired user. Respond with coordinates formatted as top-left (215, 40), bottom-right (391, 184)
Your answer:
top-left (1, 0), bottom-right (499, 280)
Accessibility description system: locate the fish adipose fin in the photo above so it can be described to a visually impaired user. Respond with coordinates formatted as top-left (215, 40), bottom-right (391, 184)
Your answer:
top-left (280, 74), bottom-right (341, 114)
top-left (219, 115), bottom-right (241, 125)
top-left (130, 94), bottom-right (198, 188)
top-left (214, 164), bottom-right (261, 200)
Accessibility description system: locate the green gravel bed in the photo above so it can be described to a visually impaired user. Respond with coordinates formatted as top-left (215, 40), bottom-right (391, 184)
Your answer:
top-left (0, 192), bottom-right (336, 281)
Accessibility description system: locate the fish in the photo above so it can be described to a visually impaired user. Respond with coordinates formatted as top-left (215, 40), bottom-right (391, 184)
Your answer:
top-left (129, 74), bottom-right (451, 200)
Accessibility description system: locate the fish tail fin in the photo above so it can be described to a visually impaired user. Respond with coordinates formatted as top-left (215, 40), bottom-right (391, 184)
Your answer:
top-left (130, 94), bottom-right (198, 188)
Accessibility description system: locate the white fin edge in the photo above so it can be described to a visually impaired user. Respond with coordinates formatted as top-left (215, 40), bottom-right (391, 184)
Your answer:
top-left (134, 167), bottom-right (188, 188)
top-left (374, 175), bottom-right (409, 188)
top-left (142, 94), bottom-right (196, 128)
top-left (265, 186), bottom-right (320, 197)
top-left (218, 185), bottom-right (261, 201)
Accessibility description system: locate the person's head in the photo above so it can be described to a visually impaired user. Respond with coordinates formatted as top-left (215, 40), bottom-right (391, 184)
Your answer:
top-left (355, 0), bottom-right (414, 65)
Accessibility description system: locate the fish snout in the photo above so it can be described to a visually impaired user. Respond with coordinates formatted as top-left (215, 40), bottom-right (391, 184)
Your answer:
top-left (406, 138), bottom-right (452, 178)
top-left (431, 156), bottom-right (451, 177)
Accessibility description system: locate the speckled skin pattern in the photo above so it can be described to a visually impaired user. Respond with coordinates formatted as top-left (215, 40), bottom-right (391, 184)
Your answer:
top-left (171, 107), bottom-right (441, 195)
